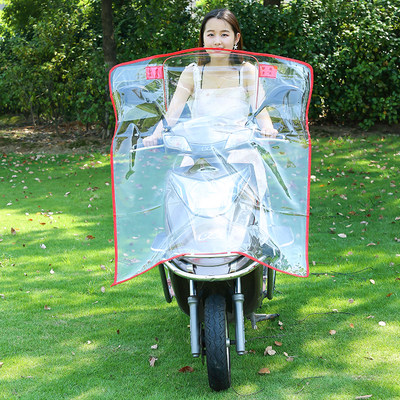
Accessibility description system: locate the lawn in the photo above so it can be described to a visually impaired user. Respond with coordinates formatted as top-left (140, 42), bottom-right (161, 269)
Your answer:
top-left (0, 131), bottom-right (399, 399)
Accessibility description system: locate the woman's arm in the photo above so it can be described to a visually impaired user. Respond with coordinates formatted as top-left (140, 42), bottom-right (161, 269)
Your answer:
top-left (143, 66), bottom-right (194, 147)
top-left (244, 62), bottom-right (278, 136)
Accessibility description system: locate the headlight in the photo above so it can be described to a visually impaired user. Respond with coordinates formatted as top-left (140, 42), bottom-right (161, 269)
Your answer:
top-left (170, 171), bottom-right (249, 218)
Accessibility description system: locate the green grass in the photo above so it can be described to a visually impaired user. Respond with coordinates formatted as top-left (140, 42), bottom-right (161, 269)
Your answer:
top-left (0, 134), bottom-right (399, 399)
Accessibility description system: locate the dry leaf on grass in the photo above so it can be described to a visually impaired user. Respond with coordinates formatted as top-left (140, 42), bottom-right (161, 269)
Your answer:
top-left (264, 346), bottom-right (276, 356)
top-left (258, 367), bottom-right (271, 375)
top-left (329, 329), bottom-right (336, 335)
top-left (179, 366), bottom-right (194, 373)
top-left (283, 352), bottom-right (294, 362)
top-left (149, 356), bottom-right (158, 367)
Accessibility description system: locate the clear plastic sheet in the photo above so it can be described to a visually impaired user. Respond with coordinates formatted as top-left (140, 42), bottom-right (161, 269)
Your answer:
top-left (109, 49), bottom-right (313, 285)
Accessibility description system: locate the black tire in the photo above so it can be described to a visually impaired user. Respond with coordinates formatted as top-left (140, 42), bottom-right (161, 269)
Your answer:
top-left (204, 294), bottom-right (231, 391)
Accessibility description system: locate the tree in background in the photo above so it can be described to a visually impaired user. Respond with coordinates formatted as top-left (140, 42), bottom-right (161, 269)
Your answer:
top-left (0, 0), bottom-right (398, 131)
top-left (101, 0), bottom-right (116, 72)
top-left (263, 0), bottom-right (281, 7)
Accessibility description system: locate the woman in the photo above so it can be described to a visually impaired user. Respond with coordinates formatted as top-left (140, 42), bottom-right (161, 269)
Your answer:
top-left (143, 8), bottom-right (277, 147)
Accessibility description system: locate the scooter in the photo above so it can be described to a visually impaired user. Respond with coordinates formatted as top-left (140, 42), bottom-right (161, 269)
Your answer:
top-left (109, 48), bottom-right (312, 392)
top-left (152, 117), bottom-right (281, 391)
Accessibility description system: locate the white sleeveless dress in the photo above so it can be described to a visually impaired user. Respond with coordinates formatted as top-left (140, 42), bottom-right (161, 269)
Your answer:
top-left (189, 64), bottom-right (250, 124)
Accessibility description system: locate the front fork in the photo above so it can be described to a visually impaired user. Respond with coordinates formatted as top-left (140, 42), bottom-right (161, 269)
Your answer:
top-left (187, 278), bottom-right (246, 358)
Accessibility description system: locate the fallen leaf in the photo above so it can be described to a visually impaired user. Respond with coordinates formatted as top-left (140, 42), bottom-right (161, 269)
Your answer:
top-left (348, 298), bottom-right (355, 303)
top-left (149, 356), bottom-right (158, 367)
top-left (274, 341), bottom-right (282, 347)
top-left (286, 356), bottom-right (294, 362)
top-left (50, 269), bottom-right (55, 274)
top-left (378, 321), bottom-right (386, 326)
top-left (369, 279), bottom-right (375, 284)
top-left (101, 286), bottom-right (106, 293)
top-left (44, 305), bottom-right (51, 311)
top-left (179, 366), bottom-right (194, 373)
top-left (258, 367), bottom-right (271, 375)
top-left (350, 323), bottom-right (354, 328)
top-left (329, 330), bottom-right (336, 335)
top-left (86, 235), bottom-right (95, 240)
top-left (11, 227), bottom-right (16, 235)
top-left (0, 362), bottom-right (3, 368)
top-left (338, 233), bottom-right (347, 238)
top-left (40, 244), bottom-right (46, 249)
top-left (264, 346), bottom-right (276, 356)
top-left (355, 395), bottom-right (373, 399)
top-left (386, 293), bottom-right (393, 297)
top-left (151, 344), bottom-right (158, 350)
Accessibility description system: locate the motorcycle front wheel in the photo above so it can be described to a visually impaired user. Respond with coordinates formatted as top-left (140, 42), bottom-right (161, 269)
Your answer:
top-left (204, 294), bottom-right (231, 391)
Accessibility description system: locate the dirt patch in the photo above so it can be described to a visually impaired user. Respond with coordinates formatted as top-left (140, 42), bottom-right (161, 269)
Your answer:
top-left (0, 122), bottom-right (110, 154)
top-left (0, 119), bottom-right (398, 154)
top-left (310, 123), bottom-right (400, 138)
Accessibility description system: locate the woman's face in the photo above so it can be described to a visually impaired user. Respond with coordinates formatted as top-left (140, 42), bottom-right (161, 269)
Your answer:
top-left (202, 17), bottom-right (240, 51)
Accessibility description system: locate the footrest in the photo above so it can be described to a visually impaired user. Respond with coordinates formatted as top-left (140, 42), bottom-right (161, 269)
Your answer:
top-left (249, 313), bottom-right (279, 329)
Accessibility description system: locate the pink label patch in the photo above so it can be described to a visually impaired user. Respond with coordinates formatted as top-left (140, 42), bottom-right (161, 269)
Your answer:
top-left (146, 66), bottom-right (164, 80)
top-left (259, 64), bottom-right (278, 79)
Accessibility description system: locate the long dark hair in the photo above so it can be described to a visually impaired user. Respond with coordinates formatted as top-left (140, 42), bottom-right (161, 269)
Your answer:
top-left (198, 8), bottom-right (243, 65)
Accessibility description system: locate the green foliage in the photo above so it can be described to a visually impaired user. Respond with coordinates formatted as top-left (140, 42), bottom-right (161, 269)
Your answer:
top-left (224, 0), bottom-right (400, 128)
top-left (0, 1), bottom-right (106, 127)
top-left (0, 0), bottom-right (399, 131)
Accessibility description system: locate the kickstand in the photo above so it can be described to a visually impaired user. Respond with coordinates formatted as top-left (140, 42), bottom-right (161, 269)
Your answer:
top-left (249, 313), bottom-right (280, 329)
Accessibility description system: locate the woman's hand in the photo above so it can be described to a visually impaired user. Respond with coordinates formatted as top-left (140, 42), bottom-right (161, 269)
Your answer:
top-left (260, 128), bottom-right (279, 137)
top-left (142, 134), bottom-right (162, 147)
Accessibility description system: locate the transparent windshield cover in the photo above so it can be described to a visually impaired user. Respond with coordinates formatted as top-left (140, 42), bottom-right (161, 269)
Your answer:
top-left (110, 49), bottom-right (313, 285)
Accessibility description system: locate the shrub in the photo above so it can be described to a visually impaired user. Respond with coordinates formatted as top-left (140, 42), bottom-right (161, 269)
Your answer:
top-left (0, 0), bottom-right (399, 130)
